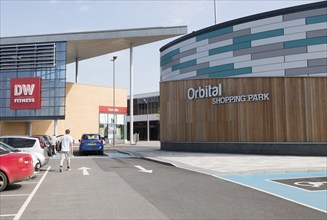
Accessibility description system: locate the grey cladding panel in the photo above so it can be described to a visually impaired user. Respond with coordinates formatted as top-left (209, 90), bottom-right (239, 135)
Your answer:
top-left (252, 46), bottom-right (307, 60)
top-left (283, 8), bottom-right (327, 21)
top-left (234, 42), bottom-right (284, 56)
top-left (307, 29), bottom-right (327, 38)
top-left (308, 58), bottom-right (327, 66)
top-left (161, 58), bottom-right (180, 71)
top-left (180, 62), bottom-right (209, 74)
top-left (209, 29), bottom-right (251, 44)
top-left (174, 48), bottom-right (197, 59)
top-left (285, 65), bottom-right (327, 76)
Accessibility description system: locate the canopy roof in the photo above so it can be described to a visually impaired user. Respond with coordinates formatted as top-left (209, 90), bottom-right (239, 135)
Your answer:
top-left (0, 26), bottom-right (187, 64)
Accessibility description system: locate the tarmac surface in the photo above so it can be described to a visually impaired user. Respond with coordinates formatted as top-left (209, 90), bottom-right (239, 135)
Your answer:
top-left (111, 141), bottom-right (327, 213)
top-left (111, 141), bottom-right (327, 176)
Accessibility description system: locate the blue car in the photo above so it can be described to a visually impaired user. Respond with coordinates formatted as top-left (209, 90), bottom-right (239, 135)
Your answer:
top-left (79, 134), bottom-right (104, 155)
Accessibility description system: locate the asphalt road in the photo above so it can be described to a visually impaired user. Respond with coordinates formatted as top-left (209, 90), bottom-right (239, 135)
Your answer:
top-left (1, 151), bottom-right (325, 220)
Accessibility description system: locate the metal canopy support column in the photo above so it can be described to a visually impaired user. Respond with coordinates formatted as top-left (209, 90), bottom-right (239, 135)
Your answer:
top-left (130, 44), bottom-right (134, 145)
top-left (54, 120), bottom-right (58, 136)
top-left (27, 122), bottom-right (32, 136)
top-left (75, 58), bottom-right (79, 83)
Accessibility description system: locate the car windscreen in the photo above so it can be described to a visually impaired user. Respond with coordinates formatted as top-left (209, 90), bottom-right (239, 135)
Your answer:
top-left (6, 138), bottom-right (36, 149)
top-left (0, 142), bottom-right (20, 152)
top-left (0, 145), bottom-right (10, 155)
top-left (82, 134), bottom-right (101, 140)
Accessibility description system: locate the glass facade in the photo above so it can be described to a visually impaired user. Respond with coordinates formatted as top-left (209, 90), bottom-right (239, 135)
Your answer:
top-left (127, 96), bottom-right (160, 115)
top-left (99, 113), bottom-right (126, 143)
top-left (0, 42), bottom-right (67, 120)
top-left (127, 94), bottom-right (160, 141)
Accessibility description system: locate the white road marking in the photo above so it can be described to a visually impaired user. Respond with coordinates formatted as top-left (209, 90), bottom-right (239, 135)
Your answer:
top-left (0, 194), bottom-right (29, 197)
top-left (78, 167), bottom-right (91, 175)
top-left (0, 214), bottom-right (16, 217)
top-left (134, 165), bottom-right (153, 173)
top-left (218, 175), bottom-right (327, 214)
top-left (14, 166), bottom-right (51, 220)
top-left (17, 182), bottom-right (38, 185)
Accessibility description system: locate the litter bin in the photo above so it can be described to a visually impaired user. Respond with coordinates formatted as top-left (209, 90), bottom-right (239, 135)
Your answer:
top-left (133, 133), bottom-right (139, 144)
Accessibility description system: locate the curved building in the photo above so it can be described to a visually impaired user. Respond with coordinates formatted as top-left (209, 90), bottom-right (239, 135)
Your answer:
top-left (159, 1), bottom-right (327, 155)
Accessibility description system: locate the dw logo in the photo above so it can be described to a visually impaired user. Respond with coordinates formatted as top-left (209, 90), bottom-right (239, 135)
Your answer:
top-left (14, 84), bottom-right (35, 96)
top-left (10, 78), bottom-right (42, 110)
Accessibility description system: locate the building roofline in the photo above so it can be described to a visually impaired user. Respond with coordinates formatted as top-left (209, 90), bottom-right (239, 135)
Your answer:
top-left (160, 1), bottom-right (326, 52)
top-left (0, 26), bottom-right (187, 64)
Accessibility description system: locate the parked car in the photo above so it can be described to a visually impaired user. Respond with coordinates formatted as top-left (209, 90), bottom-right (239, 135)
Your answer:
top-left (0, 141), bottom-right (40, 175)
top-left (33, 135), bottom-right (52, 156)
top-left (79, 134), bottom-right (104, 155)
top-left (0, 136), bottom-right (49, 167)
top-left (0, 144), bottom-right (34, 191)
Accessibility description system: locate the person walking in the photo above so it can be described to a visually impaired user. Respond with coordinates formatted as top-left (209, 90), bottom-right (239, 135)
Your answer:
top-left (59, 129), bottom-right (73, 172)
top-left (50, 134), bottom-right (57, 155)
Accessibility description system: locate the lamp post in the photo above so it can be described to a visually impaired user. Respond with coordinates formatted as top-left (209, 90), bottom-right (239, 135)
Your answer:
top-left (111, 56), bottom-right (117, 146)
top-left (143, 98), bottom-right (149, 142)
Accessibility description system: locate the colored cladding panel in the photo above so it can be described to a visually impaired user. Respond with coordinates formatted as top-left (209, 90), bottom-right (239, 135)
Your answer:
top-left (160, 57), bottom-right (172, 67)
top-left (172, 59), bottom-right (197, 71)
top-left (161, 48), bottom-right (180, 66)
top-left (233, 29), bottom-right (284, 44)
top-left (210, 67), bottom-right (252, 77)
top-left (196, 27), bottom-right (233, 41)
top-left (284, 36), bottom-right (327, 48)
top-left (197, 63), bottom-right (234, 76)
top-left (209, 42), bottom-right (251, 56)
top-left (306, 14), bottom-right (327, 24)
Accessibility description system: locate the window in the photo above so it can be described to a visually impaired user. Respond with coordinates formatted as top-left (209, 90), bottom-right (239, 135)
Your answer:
top-left (6, 138), bottom-right (36, 148)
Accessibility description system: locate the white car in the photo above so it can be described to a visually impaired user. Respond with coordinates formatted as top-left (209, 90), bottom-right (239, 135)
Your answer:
top-left (0, 136), bottom-right (49, 167)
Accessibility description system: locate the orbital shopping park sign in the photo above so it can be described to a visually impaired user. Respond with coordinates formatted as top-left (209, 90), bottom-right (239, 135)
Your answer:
top-left (10, 78), bottom-right (42, 110)
top-left (187, 84), bottom-right (270, 105)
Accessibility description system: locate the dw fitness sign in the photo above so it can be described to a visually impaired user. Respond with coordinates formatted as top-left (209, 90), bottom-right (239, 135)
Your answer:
top-left (10, 78), bottom-right (42, 110)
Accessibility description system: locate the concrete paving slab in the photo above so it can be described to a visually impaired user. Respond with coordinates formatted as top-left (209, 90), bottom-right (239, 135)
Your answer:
top-left (111, 141), bottom-right (327, 175)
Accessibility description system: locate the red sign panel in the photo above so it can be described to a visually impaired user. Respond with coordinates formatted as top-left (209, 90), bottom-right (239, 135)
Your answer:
top-left (10, 78), bottom-right (42, 110)
top-left (99, 106), bottom-right (127, 114)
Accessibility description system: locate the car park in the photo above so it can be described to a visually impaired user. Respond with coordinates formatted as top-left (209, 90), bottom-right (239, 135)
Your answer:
top-left (0, 141), bottom-right (40, 175)
top-left (0, 136), bottom-right (49, 167)
top-left (79, 133), bottom-right (104, 155)
top-left (0, 144), bottom-right (34, 191)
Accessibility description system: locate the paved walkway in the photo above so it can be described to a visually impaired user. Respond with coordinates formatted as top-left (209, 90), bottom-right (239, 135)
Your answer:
top-left (111, 141), bottom-right (327, 176)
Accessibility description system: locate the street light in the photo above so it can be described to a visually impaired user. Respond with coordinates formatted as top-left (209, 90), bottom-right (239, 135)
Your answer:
top-left (143, 98), bottom-right (149, 142)
top-left (111, 56), bottom-right (117, 146)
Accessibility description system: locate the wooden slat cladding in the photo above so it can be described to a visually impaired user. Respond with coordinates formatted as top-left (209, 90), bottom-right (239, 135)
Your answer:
top-left (160, 77), bottom-right (327, 142)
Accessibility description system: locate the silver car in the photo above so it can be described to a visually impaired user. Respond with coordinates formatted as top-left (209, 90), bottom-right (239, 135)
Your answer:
top-left (0, 136), bottom-right (49, 167)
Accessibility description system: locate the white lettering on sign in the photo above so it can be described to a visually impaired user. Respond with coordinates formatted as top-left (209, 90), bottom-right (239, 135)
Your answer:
top-left (212, 93), bottom-right (270, 105)
top-left (187, 84), bottom-right (270, 105)
top-left (107, 108), bottom-right (119, 112)
top-left (14, 84), bottom-right (35, 96)
top-left (187, 84), bottom-right (222, 100)
top-left (14, 98), bottom-right (35, 103)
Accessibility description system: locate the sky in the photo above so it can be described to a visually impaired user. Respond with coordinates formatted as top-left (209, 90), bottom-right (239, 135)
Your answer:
top-left (0, 0), bottom-right (322, 94)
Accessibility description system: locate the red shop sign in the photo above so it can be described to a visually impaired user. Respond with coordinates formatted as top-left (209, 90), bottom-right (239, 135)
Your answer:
top-left (99, 106), bottom-right (127, 114)
top-left (10, 78), bottom-right (42, 110)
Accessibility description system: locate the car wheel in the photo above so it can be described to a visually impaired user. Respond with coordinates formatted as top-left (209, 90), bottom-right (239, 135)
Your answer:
top-left (0, 171), bottom-right (8, 192)
top-left (35, 160), bottom-right (41, 172)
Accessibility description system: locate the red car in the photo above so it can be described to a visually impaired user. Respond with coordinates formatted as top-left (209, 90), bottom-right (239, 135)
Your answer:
top-left (0, 145), bottom-right (34, 192)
